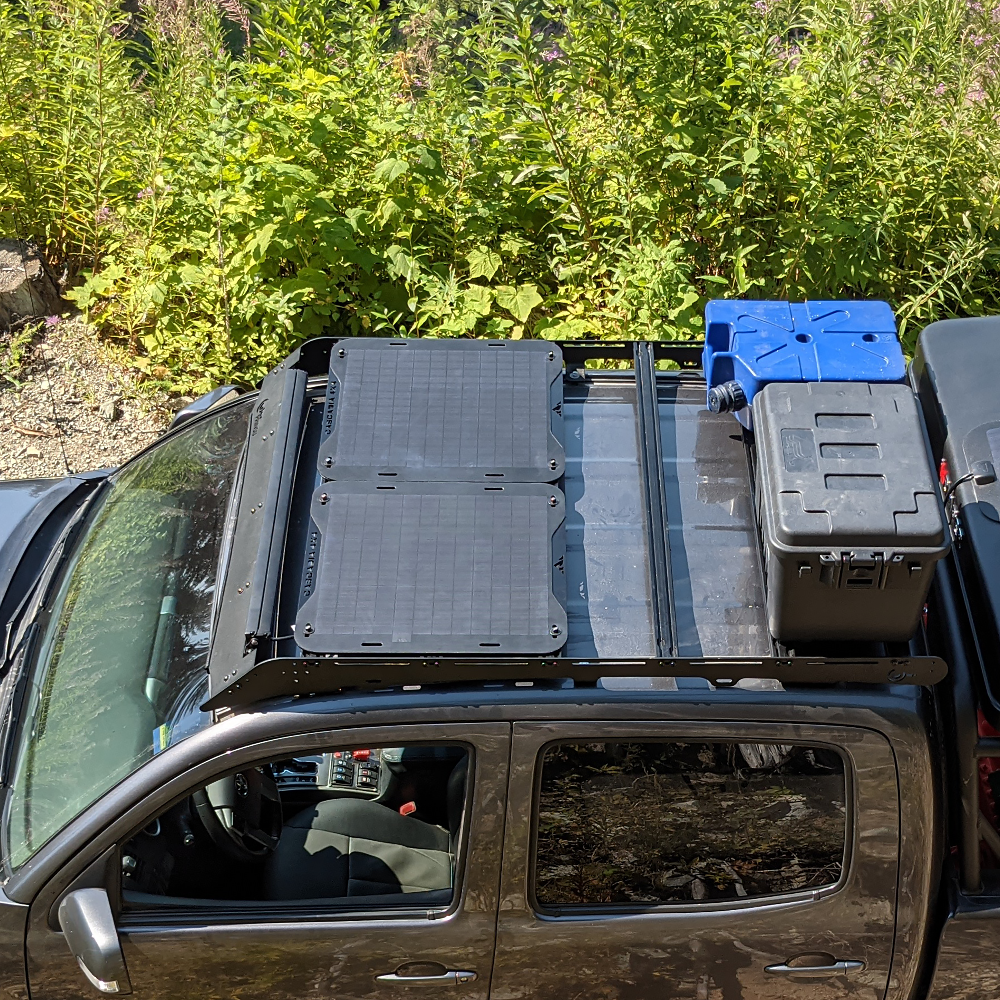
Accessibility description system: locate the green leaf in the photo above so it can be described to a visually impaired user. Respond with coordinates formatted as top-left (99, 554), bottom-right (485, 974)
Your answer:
top-left (386, 245), bottom-right (420, 281)
top-left (536, 317), bottom-right (592, 340)
top-left (461, 284), bottom-right (493, 317)
top-left (372, 157), bottom-right (409, 184)
top-left (500, 235), bottom-right (532, 258)
top-left (743, 147), bottom-right (761, 166)
top-left (467, 247), bottom-right (502, 280)
top-left (706, 178), bottom-right (728, 195)
top-left (495, 283), bottom-right (543, 323)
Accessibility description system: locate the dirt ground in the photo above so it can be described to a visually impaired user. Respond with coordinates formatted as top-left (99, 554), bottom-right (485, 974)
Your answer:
top-left (0, 319), bottom-right (175, 481)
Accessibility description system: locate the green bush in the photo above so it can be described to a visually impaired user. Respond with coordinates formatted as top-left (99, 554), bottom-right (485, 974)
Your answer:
top-left (1, 0), bottom-right (998, 391)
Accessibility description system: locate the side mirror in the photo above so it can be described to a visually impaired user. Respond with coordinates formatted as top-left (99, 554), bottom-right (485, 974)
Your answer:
top-left (169, 385), bottom-right (241, 431)
top-left (57, 888), bottom-right (131, 995)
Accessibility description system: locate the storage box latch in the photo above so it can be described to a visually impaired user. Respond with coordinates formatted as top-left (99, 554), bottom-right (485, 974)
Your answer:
top-left (842, 551), bottom-right (884, 590)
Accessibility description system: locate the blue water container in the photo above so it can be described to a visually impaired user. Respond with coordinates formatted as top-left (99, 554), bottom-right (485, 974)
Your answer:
top-left (702, 299), bottom-right (905, 428)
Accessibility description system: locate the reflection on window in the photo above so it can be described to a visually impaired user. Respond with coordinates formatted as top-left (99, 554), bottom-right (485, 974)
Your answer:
top-left (534, 742), bottom-right (846, 906)
top-left (6, 402), bottom-right (251, 869)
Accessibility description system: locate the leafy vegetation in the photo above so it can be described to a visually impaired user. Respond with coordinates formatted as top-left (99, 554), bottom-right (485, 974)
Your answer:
top-left (1, 0), bottom-right (999, 392)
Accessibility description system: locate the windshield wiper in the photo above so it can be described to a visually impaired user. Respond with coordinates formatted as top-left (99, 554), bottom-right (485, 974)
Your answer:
top-left (0, 622), bottom-right (38, 787)
top-left (1, 501), bottom-right (92, 668)
top-left (0, 502), bottom-right (94, 787)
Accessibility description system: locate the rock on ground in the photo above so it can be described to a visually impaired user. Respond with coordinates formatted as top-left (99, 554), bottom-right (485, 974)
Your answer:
top-left (0, 240), bottom-right (63, 327)
top-left (1, 319), bottom-right (172, 481)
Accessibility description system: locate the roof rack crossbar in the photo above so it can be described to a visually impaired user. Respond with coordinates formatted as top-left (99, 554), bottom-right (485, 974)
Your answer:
top-left (560, 340), bottom-right (703, 373)
top-left (634, 342), bottom-right (677, 657)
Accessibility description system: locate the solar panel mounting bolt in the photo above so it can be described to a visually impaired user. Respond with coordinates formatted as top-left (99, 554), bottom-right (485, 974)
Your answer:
top-left (550, 625), bottom-right (561, 637)
top-left (323, 456), bottom-right (333, 468)
top-left (303, 623), bottom-right (314, 637)
top-left (549, 495), bottom-right (559, 506)
top-left (338, 348), bottom-right (346, 357)
top-left (320, 493), bottom-right (329, 505)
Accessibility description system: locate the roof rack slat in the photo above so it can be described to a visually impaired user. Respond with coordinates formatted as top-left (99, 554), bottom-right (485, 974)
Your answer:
top-left (634, 343), bottom-right (677, 657)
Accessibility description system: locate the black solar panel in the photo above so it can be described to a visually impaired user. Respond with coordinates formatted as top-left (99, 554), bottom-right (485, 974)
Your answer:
top-left (295, 483), bottom-right (567, 655)
top-left (317, 339), bottom-right (564, 481)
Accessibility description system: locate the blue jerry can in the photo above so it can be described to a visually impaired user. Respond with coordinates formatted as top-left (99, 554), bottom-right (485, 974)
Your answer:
top-left (702, 299), bottom-right (905, 428)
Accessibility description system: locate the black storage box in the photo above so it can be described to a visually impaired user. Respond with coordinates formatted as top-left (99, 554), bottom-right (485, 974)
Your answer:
top-left (913, 318), bottom-right (1000, 711)
top-left (754, 381), bottom-right (948, 641)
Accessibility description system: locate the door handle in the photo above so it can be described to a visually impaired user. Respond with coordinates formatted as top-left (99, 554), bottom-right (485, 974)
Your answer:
top-left (765, 959), bottom-right (865, 979)
top-left (376, 970), bottom-right (478, 987)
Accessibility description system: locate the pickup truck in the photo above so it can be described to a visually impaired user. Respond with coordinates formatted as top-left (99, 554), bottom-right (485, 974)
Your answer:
top-left (0, 315), bottom-right (997, 1000)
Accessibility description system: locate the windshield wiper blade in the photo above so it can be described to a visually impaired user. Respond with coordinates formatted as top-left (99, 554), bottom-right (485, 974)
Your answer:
top-left (0, 622), bottom-right (38, 786)
top-left (1, 501), bottom-right (91, 668)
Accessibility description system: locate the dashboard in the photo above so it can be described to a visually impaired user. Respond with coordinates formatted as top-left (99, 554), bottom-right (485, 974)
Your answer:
top-left (271, 749), bottom-right (385, 795)
top-left (270, 745), bottom-right (465, 798)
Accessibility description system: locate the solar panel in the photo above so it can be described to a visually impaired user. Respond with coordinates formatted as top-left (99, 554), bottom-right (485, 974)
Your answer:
top-left (294, 482), bottom-right (567, 655)
top-left (317, 339), bottom-right (564, 482)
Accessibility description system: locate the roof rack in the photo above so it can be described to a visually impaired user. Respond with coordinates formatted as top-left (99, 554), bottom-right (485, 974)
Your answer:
top-left (205, 337), bottom-right (948, 711)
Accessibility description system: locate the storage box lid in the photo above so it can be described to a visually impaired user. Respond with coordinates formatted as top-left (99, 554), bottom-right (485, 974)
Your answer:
top-left (756, 381), bottom-right (946, 549)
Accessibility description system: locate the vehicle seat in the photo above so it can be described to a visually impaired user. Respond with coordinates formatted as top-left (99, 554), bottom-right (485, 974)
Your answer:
top-left (263, 758), bottom-right (467, 900)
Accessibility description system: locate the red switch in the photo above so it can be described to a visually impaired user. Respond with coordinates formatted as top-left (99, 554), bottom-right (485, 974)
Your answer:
top-left (399, 801), bottom-right (417, 816)
top-left (352, 749), bottom-right (371, 761)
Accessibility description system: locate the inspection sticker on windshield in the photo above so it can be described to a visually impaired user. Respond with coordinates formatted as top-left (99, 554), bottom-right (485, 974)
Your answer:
top-left (153, 724), bottom-right (171, 754)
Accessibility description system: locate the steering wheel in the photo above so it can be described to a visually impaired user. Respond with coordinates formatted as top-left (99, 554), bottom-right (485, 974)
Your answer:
top-left (193, 767), bottom-right (283, 864)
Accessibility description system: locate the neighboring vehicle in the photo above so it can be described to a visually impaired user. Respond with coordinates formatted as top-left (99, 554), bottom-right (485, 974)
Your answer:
top-left (0, 316), bottom-right (997, 1000)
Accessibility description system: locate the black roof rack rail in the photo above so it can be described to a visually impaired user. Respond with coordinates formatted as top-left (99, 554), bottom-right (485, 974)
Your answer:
top-left (202, 653), bottom-right (946, 711)
top-left (208, 339), bottom-right (337, 679)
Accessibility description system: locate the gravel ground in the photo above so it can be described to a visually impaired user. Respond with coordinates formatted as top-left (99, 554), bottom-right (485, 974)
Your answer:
top-left (1, 320), bottom-right (174, 481)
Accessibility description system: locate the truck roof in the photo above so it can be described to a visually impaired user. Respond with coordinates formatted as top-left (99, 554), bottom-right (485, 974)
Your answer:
top-left (203, 338), bottom-right (943, 712)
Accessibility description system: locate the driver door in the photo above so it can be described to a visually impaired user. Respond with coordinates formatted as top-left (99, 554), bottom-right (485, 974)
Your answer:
top-left (23, 722), bottom-right (509, 1000)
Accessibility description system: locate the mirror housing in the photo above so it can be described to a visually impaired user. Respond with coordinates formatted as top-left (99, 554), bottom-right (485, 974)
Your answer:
top-left (169, 385), bottom-right (241, 431)
top-left (57, 888), bottom-right (131, 995)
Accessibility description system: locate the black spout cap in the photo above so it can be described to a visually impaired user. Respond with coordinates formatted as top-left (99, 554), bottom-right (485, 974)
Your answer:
top-left (707, 380), bottom-right (747, 414)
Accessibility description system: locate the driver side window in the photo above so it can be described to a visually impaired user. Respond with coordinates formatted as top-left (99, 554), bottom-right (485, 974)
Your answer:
top-left (120, 743), bottom-right (469, 912)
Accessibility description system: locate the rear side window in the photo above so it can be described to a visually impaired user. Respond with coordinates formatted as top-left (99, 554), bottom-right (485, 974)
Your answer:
top-left (534, 742), bottom-right (846, 907)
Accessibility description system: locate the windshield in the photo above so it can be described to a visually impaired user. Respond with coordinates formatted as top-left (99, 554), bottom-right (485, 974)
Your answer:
top-left (4, 400), bottom-right (251, 870)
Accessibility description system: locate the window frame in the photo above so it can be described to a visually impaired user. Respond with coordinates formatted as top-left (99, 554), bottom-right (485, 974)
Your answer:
top-left (528, 735), bottom-right (856, 917)
top-left (112, 738), bottom-right (476, 928)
